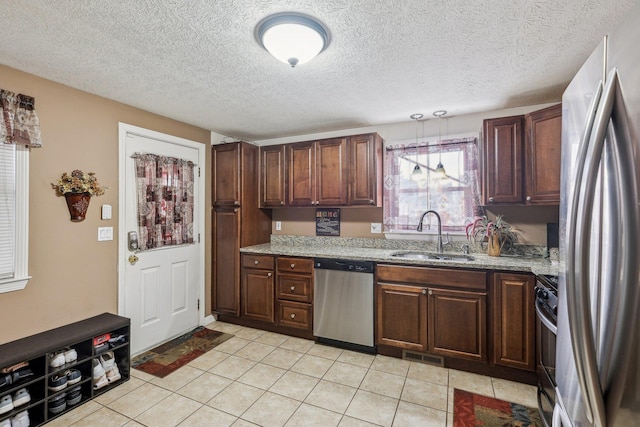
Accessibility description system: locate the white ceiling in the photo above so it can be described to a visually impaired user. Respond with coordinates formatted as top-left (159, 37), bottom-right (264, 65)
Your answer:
top-left (0, 1), bottom-right (637, 141)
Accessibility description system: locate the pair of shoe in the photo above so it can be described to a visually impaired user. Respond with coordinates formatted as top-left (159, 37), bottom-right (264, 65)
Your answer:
top-left (0, 369), bottom-right (33, 389)
top-left (0, 409), bottom-right (29, 427)
top-left (48, 348), bottom-right (77, 368)
top-left (48, 392), bottom-right (66, 415)
top-left (93, 352), bottom-right (120, 390)
top-left (0, 389), bottom-right (30, 415)
top-left (65, 385), bottom-right (82, 407)
top-left (48, 369), bottom-right (81, 392)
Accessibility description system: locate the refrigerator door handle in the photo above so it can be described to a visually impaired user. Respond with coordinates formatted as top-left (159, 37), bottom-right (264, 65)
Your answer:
top-left (566, 77), bottom-right (604, 426)
top-left (571, 68), bottom-right (620, 427)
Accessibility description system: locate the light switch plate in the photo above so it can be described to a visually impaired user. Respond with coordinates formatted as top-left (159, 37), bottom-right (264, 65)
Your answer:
top-left (98, 227), bottom-right (113, 241)
top-left (101, 204), bottom-right (112, 220)
top-left (275, 221), bottom-right (282, 231)
top-left (370, 223), bottom-right (382, 234)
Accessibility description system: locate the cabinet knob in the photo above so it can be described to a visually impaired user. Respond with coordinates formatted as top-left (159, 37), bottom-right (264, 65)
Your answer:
top-left (526, 196), bottom-right (532, 201)
top-left (422, 289), bottom-right (427, 295)
top-left (267, 273), bottom-right (272, 277)
top-left (428, 289), bottom-right (433, 295)
top-left (290, 313), bottom-right (296, 319)
top-left (234, 201), bottom-right (240, 206)
top-left (290, 263), bottom-right (295, 269)
top-left (488, 197), bottom-right (494, 202)
top-left (233, 208), bottom-right (238, 213)
top-left (280, 201), bottom-right (285, 205)
top-left (290, 286), bottom-right (295, 291)
top-left (254, 260), bottom-right (259, 265)
top-left (369, 200), bottom-right (374, 204)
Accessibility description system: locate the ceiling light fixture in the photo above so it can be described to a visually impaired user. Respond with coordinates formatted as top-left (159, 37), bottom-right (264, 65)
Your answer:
top-left (433, 110), bottom-right (448, 180)
top-left (255, 12), bottom-right (330, 67)
top-left (409, 113), bottom-right (425, 181)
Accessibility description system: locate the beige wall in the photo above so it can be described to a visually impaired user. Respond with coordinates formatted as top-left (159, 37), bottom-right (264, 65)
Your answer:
top-left (0, 65), bottom-right (211, 344)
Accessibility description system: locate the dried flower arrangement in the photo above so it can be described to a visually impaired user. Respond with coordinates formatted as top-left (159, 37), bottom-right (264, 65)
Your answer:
top-left (51, 170), bottom-right (108, 196)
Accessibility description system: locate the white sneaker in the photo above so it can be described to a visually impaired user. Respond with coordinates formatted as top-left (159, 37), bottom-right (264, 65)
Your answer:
top-left (0, 394), bottom-right (13, 415)
top-left (106, 364), bottom-right (121, 383)
top-left (48, 352), bottom-right (65, 368)
top-left (10, 410), bottom-right (29, 427)
top-left (99, 352), bottom-right (115, 372)
top-left (64, 348), bottom-right (77, 364)
top-left (92, 359), bottom-right (108, 390)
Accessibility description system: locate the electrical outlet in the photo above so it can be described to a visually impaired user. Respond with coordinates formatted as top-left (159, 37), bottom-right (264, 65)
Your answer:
top-left (275, 221), bottom-right (282, 231)
top-left (370, 223), bottom-right (382, 234)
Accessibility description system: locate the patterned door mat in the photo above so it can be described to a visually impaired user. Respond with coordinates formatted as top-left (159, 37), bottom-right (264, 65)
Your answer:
top-left (453, 388), bottom-right (543, 426)
top-left (131, 326), bottom-right (233, 378)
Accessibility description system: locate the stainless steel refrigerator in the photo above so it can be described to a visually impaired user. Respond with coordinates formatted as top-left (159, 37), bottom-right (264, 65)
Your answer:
top-left (556, 4), bottom-right (640, 426)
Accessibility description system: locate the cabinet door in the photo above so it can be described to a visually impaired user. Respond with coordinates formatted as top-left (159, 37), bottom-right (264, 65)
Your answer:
top-left (376, 283), bottom-right (427, 351)
top-left (525, 104), bottom-right (562, 204)
top-left (493, 272), bottom-right (535, 371)
top-left (261, 144), bottom-right (286, 207)
top-left (212, 143), bottom-right (240, 206)
top-left (428, 288), bottom-right (487, 361)
top-left (349, 133), bottom-right (382, 206)
top-left (242, 268), bottom-right (274, 323)
top-left (316, 137), bottom-right (348, 206)
top-left (483, 116), bottom-right (524, 204)
top-left (287, 141), bottom-right (315, 206)
top-left (212, 208), bottom-right (240, 316)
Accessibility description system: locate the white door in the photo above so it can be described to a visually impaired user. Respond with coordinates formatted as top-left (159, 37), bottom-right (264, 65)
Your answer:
top-left (118, 123), bottom-right (205, 355)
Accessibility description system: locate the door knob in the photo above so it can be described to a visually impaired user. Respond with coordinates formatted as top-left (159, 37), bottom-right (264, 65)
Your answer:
top-left (128, 255), bottom-right (139, 265)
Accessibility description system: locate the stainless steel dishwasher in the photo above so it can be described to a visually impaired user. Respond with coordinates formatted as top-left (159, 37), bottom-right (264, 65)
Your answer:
top-left (313, 258), bottom-right (375, 353)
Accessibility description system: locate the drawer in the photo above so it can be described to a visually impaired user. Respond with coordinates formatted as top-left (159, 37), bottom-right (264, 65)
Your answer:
top-left (242, 254), bottom-right (275, 269)
top-left (376, 264), bottom-right (487, 291)
top-left (277, 301), bottom-right (312, 330)
top-left (277, 274), bottom-right (313, 303)
top-left (277, 257), bottom-right (313, 275)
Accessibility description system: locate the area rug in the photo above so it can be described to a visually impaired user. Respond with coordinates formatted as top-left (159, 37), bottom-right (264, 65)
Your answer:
top-left (131, 326), bottom-right (233, 378)
top-left (453, 388), bottom-right (543, 427)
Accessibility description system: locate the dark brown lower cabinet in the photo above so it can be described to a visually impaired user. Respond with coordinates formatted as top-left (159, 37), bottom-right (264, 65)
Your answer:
top-left (492, 272), bottom-right (536, 371)
top-left (376, 282), bottom-right (428, 351)
top-left (241, 254), bottom-right (275, 324)
top-left (428, 288), bottom-right (486, 361)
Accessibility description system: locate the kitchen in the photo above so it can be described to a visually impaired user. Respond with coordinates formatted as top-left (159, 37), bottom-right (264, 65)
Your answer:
top-left (1, 1), bottom-right (640, 426)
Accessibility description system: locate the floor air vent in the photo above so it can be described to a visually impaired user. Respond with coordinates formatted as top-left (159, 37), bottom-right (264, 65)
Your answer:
top-left (402, 350), bottom-right (444, 367)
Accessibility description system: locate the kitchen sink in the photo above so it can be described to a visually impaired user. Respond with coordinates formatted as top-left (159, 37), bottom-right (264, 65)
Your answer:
top-left (390, 251), bottom-right (475, 262)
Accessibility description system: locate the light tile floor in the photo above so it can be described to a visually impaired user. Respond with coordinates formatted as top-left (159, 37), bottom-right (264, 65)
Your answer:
top-left (47, 321), bottom-right (538, 427)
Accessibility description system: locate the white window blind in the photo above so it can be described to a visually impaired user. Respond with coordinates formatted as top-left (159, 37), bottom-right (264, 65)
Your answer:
top-left (0, 143), bottom-right (16, 279)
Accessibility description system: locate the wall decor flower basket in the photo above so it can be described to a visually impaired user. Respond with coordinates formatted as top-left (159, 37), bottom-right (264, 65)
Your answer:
top-left (52, 170), bottom-right (108, 222)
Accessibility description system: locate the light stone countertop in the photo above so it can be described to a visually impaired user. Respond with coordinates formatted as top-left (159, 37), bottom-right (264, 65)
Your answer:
top-left (241, 236), bottom-right (558, 276)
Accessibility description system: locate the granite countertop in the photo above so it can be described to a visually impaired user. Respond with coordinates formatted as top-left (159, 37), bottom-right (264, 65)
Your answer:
top-left (241, 236), bottom-right (558, 276)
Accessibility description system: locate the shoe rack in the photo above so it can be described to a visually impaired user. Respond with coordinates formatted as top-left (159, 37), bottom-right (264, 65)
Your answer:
top-left (0, 313), bottom-right (130, 426)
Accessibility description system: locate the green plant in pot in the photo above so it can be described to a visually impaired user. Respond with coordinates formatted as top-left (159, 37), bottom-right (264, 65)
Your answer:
top-left (466, 215), bottom-right (518, 256)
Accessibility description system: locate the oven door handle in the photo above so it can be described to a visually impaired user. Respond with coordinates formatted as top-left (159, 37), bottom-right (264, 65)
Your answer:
top-left (535, 299), bottom-right (557, 335)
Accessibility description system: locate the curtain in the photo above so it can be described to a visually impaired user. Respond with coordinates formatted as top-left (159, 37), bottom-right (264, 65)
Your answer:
top-left (0, 89), bottom-right (43, 147)
top-left (132, 153), bottom-right (195, 251)
top-left (383, 137), bottom-right (481, 232)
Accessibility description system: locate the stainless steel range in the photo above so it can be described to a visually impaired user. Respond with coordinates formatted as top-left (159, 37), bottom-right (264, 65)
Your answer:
top-left (535, 274), bottom-right (558, 427)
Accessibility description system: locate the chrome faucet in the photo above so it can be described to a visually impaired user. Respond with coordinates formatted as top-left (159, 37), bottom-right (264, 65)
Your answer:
top-left (417, 210), bottom-right (448, 253)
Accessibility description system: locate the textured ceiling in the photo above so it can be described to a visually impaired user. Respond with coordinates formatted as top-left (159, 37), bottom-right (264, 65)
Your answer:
top-left (0, 0), bottom-right (638, 141)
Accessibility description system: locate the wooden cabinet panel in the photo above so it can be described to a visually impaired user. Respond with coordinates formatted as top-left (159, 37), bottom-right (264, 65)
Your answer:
top-left (260, 144), bottom-right (286, 207)
top-left (525, 104), bottom-right (561, 204)
top-left (428, 288), bottom-right (487, 361)
top-left (483, 116), bottom-right (524, 204)
top-left (277, 300), bottom-right (312, 330)
top-left (493, 272), bottom-right (536, 371)
top-left (213, 209), bottom-right (240, 316)
top-left (242, 254), bottom-right (275, 269)
top-left (376, 282), bottom-right (428, 351)
top-left (316, 137), bottom-right (348, 206)
top-left (277, 274), bottom-right (312, 303)
top-left (277, 257), bottom-right (314, 274)
top-left (349, 133), bottom-right (383, 206)
top-left (242, 267), bottom-right (274, 323)
top-left (376, 264), bottom-right (487, 291)
top-left (212, 143), bottom-right (240, 206)
top-left (287, 141), bottom-right (316, 206)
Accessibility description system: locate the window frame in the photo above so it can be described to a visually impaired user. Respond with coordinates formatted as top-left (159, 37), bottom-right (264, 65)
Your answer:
top-left (0, 144), bottom-right (30, 293)
top-left (383, 135), bottom-right (481, 236)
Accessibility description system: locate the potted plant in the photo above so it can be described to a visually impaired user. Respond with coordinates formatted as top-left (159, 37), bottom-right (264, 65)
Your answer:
top-left (466, 215), bottom-right (518, 256)
top-left (51, 170), bottom-right (108, 221)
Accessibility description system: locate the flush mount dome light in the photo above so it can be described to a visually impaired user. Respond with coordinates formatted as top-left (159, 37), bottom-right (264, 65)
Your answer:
top-left (255, 12), bottom-right (330, 67)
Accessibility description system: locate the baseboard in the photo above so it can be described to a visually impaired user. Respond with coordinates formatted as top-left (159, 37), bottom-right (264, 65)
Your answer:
top-left (201, 314), bottom-right (215, 326)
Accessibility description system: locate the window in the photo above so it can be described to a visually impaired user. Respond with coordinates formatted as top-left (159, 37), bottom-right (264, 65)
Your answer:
top-left (383, 136), bottom-right (481, 234)
top-left (0, 143), bottom-right (30, 293)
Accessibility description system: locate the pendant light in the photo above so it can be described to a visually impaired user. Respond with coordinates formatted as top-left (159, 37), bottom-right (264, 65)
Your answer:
top-left (409, 113), bottom-right (425, 181)
top-left (433, 110), bottom-right (448, 179)
top-left (255, 12), bottom-right (330, 67)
